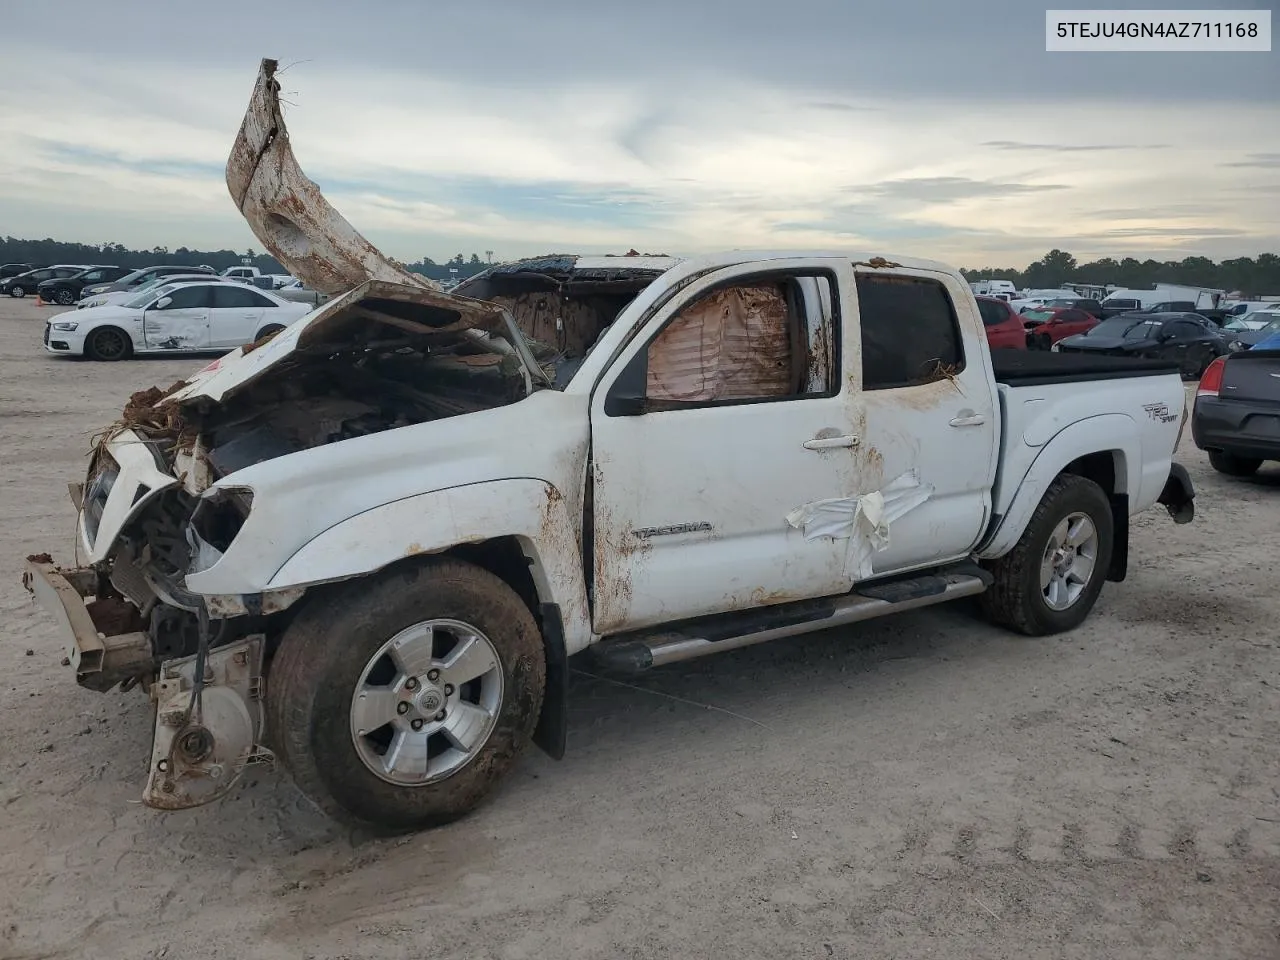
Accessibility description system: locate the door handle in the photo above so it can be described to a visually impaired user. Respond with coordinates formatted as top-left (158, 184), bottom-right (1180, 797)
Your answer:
top-left (949, 414), bottom-right (986, 427)
top-left (802, 435), bottom-right (859, 450)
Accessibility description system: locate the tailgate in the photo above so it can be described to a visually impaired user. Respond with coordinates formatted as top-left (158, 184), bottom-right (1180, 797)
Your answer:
top-left (1221, 349), bottom-right (1280, 404)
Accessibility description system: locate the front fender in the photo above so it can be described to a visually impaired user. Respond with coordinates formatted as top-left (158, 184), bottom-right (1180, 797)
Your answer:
top-left (265, 478), bottom-right (594, 654)
top-left (978, 414), bottom-right (1140, 560)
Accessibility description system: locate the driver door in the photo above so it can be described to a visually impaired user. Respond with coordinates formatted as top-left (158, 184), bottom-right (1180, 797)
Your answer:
top-left (143, 285), bottom-right (213, 350)
top-left (588, 259), bottom-right (871, 635)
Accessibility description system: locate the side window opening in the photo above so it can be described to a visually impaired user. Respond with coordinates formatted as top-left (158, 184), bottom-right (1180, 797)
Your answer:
top-left (856, 274), bottom-right (965, 390)
top-left (641, 276), bottom-right (835, 406)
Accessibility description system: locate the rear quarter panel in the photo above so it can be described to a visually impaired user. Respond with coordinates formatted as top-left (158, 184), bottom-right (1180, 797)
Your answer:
top-left (980, 372), bottom-right (1184, 558)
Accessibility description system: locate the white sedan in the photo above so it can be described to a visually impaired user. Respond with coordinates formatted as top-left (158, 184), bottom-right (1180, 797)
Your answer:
top-left (44, 280), bottom-right (312, 360)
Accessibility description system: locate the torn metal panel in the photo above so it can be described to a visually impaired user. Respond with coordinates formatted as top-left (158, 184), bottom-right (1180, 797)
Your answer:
top-left (785, 470), bottom-right (934, 580)
top-left (646, 284), bottom-right (794, 403)
top-left (228, 59), bottom-right (438, 296)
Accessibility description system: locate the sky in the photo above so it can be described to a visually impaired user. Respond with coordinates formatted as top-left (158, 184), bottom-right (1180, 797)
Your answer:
top-left (0, 0), bottom-right (1276, 268)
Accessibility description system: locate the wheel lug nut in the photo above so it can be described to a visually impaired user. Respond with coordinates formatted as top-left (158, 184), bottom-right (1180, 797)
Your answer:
top-left (434, 711), bottom-right (446, 722)
top-left (427, 669), bottom-right (441, 682)
top-left (443, 684), bottom-right (454, 696)
top-left (397, 702), bottom-right (409, 715)
top-left (411, 718), bottom-right (424, 731)
top-left (404, 677), bottom-right (419, 690)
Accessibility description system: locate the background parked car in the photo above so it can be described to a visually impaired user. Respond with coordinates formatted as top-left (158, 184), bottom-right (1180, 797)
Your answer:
top-left (1193, 348), bottom-right (1280, 476)
top-left (2, 265), bottom-right (95, 298)
top-left (79, 264), bottom-right (216, 299)
top-left (1, 263), bottom-right (34, 280)
top-left (78, 272), bottom-right (234, 310)
top-left (1222, 313), bottom-right (1280, 351)
top-left (1055, 312), bottom-right (1227, 378)
top-left (45, 280), bottom-right (311, 360)
top-left (272, 277), bottom-right (330, 307)
top-left (1041, 297), bottom-right (1104, 317)
top-left (35, 265), bottom-right (130, 305)
top-left (1022, 306), bottom-right (1099, 349)
top-left (975, 295), bottom-right (1027, 350)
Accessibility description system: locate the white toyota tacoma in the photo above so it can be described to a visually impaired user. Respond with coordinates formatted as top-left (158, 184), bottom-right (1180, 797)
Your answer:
top-left (23, 60), bottom-right (1196, 830)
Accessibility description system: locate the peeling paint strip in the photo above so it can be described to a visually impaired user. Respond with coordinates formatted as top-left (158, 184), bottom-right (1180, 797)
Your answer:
top-left (785, 470), bottom-right (934, 579)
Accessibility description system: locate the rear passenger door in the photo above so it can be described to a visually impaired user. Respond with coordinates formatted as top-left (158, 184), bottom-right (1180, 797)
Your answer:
top-left (853, 268), bottom-right (999, 575)
top-left (208, 284), bottom-right (272, 347)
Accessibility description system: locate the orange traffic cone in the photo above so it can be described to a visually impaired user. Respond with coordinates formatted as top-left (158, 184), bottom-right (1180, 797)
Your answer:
top-left (35, 294), bottom-right (46, 306)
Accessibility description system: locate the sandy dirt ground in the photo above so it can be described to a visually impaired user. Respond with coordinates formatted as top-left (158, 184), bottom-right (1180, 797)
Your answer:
top-left (1, 295), bottom-right (1277, 960)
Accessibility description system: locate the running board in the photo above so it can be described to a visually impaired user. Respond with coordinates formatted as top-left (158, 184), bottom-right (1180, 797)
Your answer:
top-left (590, 566), bottom-right (993, 673)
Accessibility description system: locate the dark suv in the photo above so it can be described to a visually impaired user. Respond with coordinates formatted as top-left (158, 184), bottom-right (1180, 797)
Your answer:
top-left (36, 266), bottom-right (131, 305)
top-left (1, 265), bottom-right (92, 298)
top-left (1, 263), bottom-right (34, 280)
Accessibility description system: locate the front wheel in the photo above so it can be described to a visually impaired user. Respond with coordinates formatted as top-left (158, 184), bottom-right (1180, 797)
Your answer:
top-left (252, 323), bottom-right (285, 343)
top-left (1208, 451), bottom-right (1261, 477)
top-left (84, 326), bottom-right (133, 361)
top-left (9, 285), bottom-right (25, 298)
top-left (55, 288), bottom-right (76, 305)
top-left (981, 474), bottom-right (1114, 636)
top-left (267, 558), bottom-right (546, 831)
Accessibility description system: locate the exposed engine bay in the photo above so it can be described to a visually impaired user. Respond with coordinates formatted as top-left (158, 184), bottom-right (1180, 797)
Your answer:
top-left (22, 54), bottom-right (675, 812)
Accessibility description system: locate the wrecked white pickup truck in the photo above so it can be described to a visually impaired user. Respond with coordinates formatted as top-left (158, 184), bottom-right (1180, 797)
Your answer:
top-left (24, 60), bottom-right (1197, 830)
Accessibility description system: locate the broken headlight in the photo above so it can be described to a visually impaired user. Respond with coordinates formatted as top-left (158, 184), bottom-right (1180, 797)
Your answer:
top-left (187, 486), bottom-right (254, 574)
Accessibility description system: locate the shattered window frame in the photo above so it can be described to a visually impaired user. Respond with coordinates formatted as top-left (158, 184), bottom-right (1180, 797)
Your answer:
top-left (606, 268), bottom-right (842, 415)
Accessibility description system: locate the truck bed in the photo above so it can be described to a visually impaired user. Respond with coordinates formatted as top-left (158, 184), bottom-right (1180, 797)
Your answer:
top-left (991, 348), bottom-right (1178, 387)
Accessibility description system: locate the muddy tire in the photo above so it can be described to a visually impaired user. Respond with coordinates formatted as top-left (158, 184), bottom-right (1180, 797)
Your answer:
top-left (1208, 451), bottom-right (1261, 477)
top-left (981, 474), bottom-right (1113, 636)
top-left (84, 326), bottom-right (133, 361)
top-left (266, 558), bottom-right (546, 831)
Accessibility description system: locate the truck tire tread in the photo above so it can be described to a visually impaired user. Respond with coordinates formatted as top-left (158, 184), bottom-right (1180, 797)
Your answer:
top-left (980, 474), bottom-right (1113, 637)
top-left (266, 557), bottom-right (545, 832)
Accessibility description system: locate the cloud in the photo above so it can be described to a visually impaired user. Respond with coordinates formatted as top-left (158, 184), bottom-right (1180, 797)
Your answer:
top-left (0, 9), bottom-right (1277, 266)
top-left (1222, 153), bottom-right (1280, 168)
top-left (983, 141), bottom-right (1168, 153)
top-left (865, 177), bottom-right (1069, 203)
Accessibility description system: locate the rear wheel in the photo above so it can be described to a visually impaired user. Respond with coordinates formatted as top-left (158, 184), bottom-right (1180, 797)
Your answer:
top-left (267, 558), bottom-right (546, 831)
top-left (84, 326), bottom-right (132, 361)
top-left (981, 474), bottom-right (1114, 636)
top-left (252, 323), bottom-right (285, 343)
top-left (1208, 451), bottom-right (1261, 477)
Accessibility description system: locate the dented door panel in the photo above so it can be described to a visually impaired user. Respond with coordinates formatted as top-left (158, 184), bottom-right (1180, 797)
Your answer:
top-left (589, 259), bottom-right (871, 635)
top-left (143, 307), bottom-right (211, 350)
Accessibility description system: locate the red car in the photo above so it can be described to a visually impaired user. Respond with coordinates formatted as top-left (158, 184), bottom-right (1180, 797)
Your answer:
top-left (976, 295), bottom-right (1027, 350)
top-left (1021, 306), bottom-right (1099, 349)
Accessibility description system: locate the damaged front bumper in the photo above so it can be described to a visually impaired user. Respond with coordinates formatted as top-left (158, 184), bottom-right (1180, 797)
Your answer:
top-left (22, 557), bottom-right (272, 809)
top-left (23, 559), bottom-right (151, 692)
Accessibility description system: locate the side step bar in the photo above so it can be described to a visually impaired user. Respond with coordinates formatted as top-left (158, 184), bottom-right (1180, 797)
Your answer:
top-left (590, 565), bottom-right (993, 674)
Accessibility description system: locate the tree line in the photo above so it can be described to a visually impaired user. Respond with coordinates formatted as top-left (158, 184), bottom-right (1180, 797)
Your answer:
top-left (962, 249), bottom-right (1280, 296)
top-left (0, 237), bottom-right (498, 283)
top-left (5, 237), bottom-right (1280, 295)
